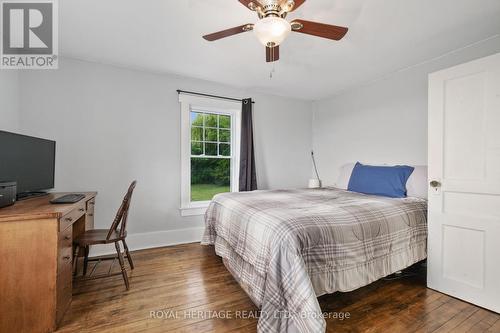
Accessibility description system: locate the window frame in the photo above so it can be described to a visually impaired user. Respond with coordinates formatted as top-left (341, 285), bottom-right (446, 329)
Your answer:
top-left (179, 94), bottom-right (241, 216)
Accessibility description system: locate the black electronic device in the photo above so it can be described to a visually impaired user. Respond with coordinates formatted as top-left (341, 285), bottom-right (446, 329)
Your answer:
top-left (0, 131), bottom-right (56, 200)
top-left (50, 193), bottom-right (86, 204)
top-left (0, 181), bottom-right (17, 208)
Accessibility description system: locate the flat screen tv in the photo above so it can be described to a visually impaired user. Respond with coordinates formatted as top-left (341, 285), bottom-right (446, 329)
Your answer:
top-left (0, 130), bottom-right (56, 199)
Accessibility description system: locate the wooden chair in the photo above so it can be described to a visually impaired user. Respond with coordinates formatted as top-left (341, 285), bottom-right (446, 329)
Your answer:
top-left (73, 181), bottom-right (137, 290)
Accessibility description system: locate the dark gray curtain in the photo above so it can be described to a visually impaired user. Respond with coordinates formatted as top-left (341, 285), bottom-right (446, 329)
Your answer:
top-left (239, 98), bottom-right (257, 191)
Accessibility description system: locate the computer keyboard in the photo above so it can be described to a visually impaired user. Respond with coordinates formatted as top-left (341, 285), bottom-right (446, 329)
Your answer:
top-left (50, 193), bottom-right (86, 204)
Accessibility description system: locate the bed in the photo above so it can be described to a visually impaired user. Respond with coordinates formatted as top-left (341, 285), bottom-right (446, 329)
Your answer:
top-left (202, 186), bottom-right (427, 333)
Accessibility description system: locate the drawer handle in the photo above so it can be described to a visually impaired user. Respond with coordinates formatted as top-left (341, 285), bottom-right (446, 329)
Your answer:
top-left (65, 217), bottom-right (73, 222)
top-left (63, 256), bottom-right (71, 260)
top-left (64, 235), bottom-right (71, 240)
top-left (89, 202), bottom-right (95, 206)
top-left (88, 213), bottom-right (94, 217)
top-left (79, 208), bottom-right (85, 212)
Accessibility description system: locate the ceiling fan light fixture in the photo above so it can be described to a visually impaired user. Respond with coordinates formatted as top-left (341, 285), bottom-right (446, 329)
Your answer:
top-left (253, 16), bottom-right (291, 47)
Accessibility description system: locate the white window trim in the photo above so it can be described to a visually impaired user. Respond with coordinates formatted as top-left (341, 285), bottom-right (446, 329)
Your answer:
top-left (179, 94), bottom-right (241, 216)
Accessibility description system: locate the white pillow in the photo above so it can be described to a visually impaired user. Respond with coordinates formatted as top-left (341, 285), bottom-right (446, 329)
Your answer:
top-left (335, 163), bottom-right (428, 199)
top-left (406, 165), bottom-right (428, 199)
top-left (335, 163), bottom-right (355, 190)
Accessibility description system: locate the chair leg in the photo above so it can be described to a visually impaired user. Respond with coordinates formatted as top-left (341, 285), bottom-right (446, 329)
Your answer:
top-left (83, 246), bottom-right (90, 276)
top-left (115, 241), bottom-right (129, 290)
top-left (73, 245), bottom-right (80, 276)
top-left (122, 239), bottom-right (134, 270)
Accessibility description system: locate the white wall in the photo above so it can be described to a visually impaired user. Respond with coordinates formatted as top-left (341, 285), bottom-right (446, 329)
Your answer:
top-left (312, 36), bottom-right (500, 185)
top-left (18, 58), bottom-right (312, 249)
top-left (0, 72), bottom-right (19, 131)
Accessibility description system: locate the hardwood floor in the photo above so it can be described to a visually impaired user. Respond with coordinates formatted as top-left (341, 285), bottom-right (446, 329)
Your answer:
top-left (56, 243), bottom-right (500, 333)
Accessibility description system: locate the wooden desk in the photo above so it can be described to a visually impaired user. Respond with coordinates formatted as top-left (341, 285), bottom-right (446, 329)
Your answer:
top-left (0, 192), bottom-right (97, 333)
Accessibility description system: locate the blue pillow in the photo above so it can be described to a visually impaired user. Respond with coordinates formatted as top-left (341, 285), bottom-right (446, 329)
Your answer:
top-left (347, 162), bottom-right (414, 198)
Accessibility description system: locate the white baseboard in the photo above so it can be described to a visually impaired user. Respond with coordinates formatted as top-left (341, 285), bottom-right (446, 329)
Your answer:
top-left (89, 227), bottom-right (205, 257)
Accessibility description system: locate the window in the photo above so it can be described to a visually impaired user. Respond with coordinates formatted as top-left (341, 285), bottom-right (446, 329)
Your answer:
top-left (190, 112), bottom-right (232, 201)
top-left (180, 94), bottom-right (241, 216)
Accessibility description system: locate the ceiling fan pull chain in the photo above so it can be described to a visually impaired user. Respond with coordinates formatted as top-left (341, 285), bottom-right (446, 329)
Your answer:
top-left (269, 61), bottom-right (276, 79)
top-left (269, 46), bottom-right (275, 79)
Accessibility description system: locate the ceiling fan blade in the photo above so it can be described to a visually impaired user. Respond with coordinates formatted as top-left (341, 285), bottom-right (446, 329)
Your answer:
top-left (290, 19), bottom-right (348, 40)
top-left (239, 0), bottom-right (262, 11)
top-left (266, 45), bottom-right (280, 62)
top-left (203, 24), bottom-right (253, 41)
top-left (289, 0), bottom-right (306, 12)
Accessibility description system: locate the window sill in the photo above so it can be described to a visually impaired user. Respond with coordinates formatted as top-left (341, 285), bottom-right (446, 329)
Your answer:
top-left (180, 202), bottom-right (209, 217)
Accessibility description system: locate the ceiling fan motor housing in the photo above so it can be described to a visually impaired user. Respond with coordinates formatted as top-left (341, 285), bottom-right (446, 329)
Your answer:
top-left (262, 3), bottom-right (281, 16)
top-left (253, 0), bottom-right (295, 18)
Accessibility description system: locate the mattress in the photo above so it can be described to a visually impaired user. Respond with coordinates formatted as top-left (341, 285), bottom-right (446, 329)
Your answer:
top-left (202, 187), bottom-right (428, 333)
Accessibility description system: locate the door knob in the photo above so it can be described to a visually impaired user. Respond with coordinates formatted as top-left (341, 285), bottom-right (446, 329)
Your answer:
top-left (430, 180), bottom-right (441, 188)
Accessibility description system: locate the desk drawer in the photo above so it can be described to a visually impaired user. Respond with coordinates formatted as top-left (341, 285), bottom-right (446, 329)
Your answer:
top-left (56, 227), bottom-right (73, 325)
top-left (59, 203), bottom-right (86, 231)
top-left (86, 198), bottom-right (95, 211)
top-left (58, 226), bottom-right (73, 272)
top-left (86, 198), bottom-right (95, 229)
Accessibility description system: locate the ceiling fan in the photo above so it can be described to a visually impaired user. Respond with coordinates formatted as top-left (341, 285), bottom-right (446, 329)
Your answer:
top-left (203, 0), bottom-right (348, 62)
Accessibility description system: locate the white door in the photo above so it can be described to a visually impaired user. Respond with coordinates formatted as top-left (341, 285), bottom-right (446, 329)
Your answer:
top-left (428, 52), bottom-right (500, 313)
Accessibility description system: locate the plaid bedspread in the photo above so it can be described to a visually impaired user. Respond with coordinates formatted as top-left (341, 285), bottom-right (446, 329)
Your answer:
top-left (202, 188), bottom-right (427, 333)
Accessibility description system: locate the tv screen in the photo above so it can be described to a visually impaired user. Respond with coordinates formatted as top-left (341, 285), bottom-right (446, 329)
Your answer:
top-left (0, 131), bottom-right (56, 194)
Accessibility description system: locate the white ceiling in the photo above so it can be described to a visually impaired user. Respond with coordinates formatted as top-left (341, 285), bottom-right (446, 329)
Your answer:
top-left (60, 0), bottom-right (500, 100)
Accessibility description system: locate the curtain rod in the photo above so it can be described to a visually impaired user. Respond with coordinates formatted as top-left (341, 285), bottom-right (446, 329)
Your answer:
top-left (177, 89), bottom-right (255, 104)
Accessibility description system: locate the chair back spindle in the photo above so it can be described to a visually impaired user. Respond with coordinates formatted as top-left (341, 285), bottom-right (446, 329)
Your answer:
top-left (107, 181), bottom-right (137, 240)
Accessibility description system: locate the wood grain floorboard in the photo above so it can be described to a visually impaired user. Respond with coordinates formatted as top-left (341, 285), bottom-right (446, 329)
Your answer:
top-left (56, 243), bottom-right (500, 333)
